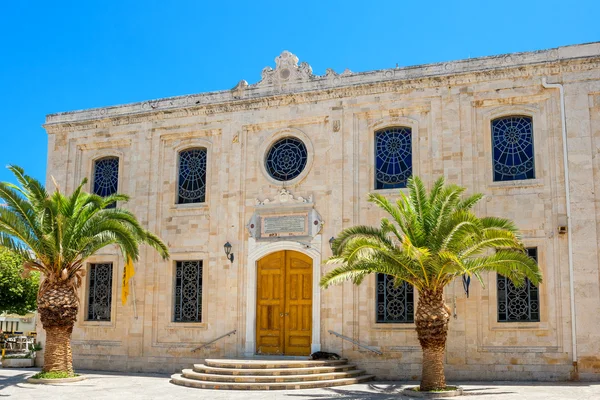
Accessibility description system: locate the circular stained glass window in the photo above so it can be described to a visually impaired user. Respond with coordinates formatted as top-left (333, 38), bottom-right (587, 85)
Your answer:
top-left (265, 137), bottom-right (308, 182)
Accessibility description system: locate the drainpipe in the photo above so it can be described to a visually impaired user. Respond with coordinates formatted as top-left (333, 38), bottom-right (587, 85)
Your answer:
top-left (541, 78), bottom-right (577, 371)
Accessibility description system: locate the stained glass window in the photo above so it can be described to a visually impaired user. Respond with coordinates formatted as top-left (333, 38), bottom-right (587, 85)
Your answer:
top-left (497, 248), bottom-right (540, 322)
top-left (492, 116), bottom-right (535, 181)
top-left (375, 127), bottom-right (412, 189)
top-left (87, 263), bottom-right (113, 321)
top-left (174, 260), bottom-right (203, 322)
top-left (93, 157), bottom-right (119, 208)
top-left (178, 148), bottom-right (207, 204)
top-left (265, 137), bottom-right (308, 182)
top-left (376, 274), bottom-right (414, 323)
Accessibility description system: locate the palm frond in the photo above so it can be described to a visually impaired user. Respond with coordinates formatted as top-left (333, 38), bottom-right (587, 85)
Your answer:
top-left (321, 175), bottom-right (541, 294)
top-left (0, 166), bottom-right (169, 282)
top-left (464, 250), bottom-right (541, 286)
top-left (457, 192), bottom-right (484, 211)
top-left (407, 176), bottom-right (429, 229)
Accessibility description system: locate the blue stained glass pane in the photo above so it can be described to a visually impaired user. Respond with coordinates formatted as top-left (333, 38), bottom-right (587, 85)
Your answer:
top-left (375, 127), bottom-right (412, 189)
top-left (178, 148), bottom-right (207, 204)
top-left (265, 137), bottom-right (307, 182)
top-left (492, 116), bottom-right (535, 181)
top-left (93, 157), bottom-right (119, 208)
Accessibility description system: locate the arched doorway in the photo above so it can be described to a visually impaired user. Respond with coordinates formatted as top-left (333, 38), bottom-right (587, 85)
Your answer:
top-left (256, 250), bottom-right (312, 356)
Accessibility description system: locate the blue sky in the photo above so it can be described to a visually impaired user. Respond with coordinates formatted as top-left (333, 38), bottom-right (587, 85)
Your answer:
top-left (1, 0), bottom-right (598, 185)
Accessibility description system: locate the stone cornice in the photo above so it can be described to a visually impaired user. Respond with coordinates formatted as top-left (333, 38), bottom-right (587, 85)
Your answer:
top-left (43, 43), bottom-right (600, 134)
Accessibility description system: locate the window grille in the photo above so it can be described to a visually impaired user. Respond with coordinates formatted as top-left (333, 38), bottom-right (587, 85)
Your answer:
top-left (376, 273), bottom-right (414, 323)
top-left (492, 116), bottom-right (535, 181)
top-left (178, 149), bottom-right (207, 204)
top-left (173, 260), bottom-right (203, 322)
top-left (375, 127), bottom-right (412, 189)
top-left (87, 263), bottom-right (113, 321)
top-left (497, 248), bottom-right (540, 322)
top-left (265, 137), bottom-right (308, 182)
top-left (93, 157), bottom-right (119, 208)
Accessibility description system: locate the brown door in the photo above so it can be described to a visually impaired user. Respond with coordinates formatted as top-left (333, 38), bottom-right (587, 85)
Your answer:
top-left (256, 251), bottom-right (312, 355)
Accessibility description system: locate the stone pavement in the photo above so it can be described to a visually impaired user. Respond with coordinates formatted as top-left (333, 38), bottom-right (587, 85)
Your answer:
top-left (0, 368), bottom-right (599, 399)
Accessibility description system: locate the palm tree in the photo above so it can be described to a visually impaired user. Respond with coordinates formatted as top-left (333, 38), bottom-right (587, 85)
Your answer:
top-left (321, 176), bottom-right (541, 391)
top-left (0, 166), bottom-right (169, 375)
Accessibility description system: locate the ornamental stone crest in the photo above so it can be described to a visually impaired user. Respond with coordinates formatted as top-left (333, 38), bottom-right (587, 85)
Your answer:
top-left (258, 51), bottom-right (314, 87)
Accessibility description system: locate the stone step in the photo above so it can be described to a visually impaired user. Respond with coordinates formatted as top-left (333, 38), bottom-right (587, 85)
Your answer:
top-left (170, 373), bottom-right (375, 390)
top-left (204, 358), bottom-right (347, 369)
top-left (193, 363), bottom-right (357, 376)
top-left (182, 368), bottom-right (366, 383)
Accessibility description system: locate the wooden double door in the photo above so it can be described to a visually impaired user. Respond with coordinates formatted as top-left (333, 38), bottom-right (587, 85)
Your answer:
top-left (256, 251), bottom-right (312, 356)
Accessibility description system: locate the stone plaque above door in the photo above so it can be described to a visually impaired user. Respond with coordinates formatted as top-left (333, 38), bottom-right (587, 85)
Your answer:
top-left (247, 189), bottom-right (322, 240)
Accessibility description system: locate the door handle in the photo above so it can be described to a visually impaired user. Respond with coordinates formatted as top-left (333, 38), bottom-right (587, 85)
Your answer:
top-left (279, 313), bottom-right (289, 317)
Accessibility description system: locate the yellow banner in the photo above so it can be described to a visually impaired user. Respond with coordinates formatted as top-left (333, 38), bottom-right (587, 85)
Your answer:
top-left (121, 256), bottom-right (135, 305)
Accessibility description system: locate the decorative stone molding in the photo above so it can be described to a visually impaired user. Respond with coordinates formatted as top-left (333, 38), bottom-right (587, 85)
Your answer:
top-left (231, 80), bottom-right (248, 99)
top-left (255, 188), bottom-right (312, 206)
top-left (76, 139), bottom-right (131, 150)
top-left (42, 44), bottom-right (600, 132)
top-left (248, 189), bottom-right (323, 240)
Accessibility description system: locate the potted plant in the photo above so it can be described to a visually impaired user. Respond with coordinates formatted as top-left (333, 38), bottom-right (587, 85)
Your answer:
top-left (1, 342), bottom-right (42, 368)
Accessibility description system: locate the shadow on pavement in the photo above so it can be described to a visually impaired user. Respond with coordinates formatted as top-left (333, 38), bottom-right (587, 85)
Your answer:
top-left (285, 383), bottom-right (406, 399)
top-left (0, 370), bottom-right (36, 396)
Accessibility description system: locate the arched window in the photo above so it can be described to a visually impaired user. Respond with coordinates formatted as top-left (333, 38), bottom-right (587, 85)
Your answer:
top-left (177, 148), bottom-right (207, 204)
top-left (492, 115), bottom-right (535, 181)
top-left (93, 157), bottom-right (119, 208)
top-left (375, 127), bottom-right (412, 189)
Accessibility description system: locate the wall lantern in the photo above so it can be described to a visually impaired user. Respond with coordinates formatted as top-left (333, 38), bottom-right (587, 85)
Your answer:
top-left (224, 242), bottom-right (234, 263)
top-left (329, 237), bottom-right (335, 252)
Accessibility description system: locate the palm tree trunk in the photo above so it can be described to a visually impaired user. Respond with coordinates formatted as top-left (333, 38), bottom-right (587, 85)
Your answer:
top-left (43, 325), bottom-right (74, 373)
top-left (415, 288), bottom-right (450, 391)
top-left (38, 280), bottom-right (79, 374)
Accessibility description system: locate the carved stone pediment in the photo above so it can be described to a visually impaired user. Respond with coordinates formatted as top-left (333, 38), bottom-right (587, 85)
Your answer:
top-left (255, 188), bottom-right (312, 206)
top-left (248, 189), bottom-right (322, 240)
top-left (256, 51), bottom-right (314, 88)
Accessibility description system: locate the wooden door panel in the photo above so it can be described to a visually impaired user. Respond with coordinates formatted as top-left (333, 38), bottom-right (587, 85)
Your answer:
top-left (284, 251), bottom-right (312, 356)
top-left (256, 252), bottom-right (285, 354)
top-left (256, 250), bottom-right (312, 356)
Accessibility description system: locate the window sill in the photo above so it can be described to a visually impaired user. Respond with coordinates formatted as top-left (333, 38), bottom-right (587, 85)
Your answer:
top-left (171, 202), bottom-right (208, 210)
top-left (80, 320), bottom-right (116, 328)
top-left (169, 203), bottom-right (210, 216)
top-left (167, 322), bottom-right (208, 329)
top-left (490, 321), bottom-right (547, 331)
top-left (372, 188), bottom-right (409, 196)
top-left (487, 178), bottom-right (544, 190)
top-left (371, 322), bottom-right (416, 331)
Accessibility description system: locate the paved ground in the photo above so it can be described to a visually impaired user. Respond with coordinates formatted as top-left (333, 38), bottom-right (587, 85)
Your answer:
top-left (1, 368), bottom-right (599, 399)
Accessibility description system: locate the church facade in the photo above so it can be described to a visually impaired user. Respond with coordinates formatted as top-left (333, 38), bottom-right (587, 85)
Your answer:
top-left (41, 42), bottom-right (600, 381)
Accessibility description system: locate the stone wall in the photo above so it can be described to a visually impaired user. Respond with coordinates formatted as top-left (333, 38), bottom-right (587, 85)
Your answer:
top-left (40, 42), bottom-right (600, 380)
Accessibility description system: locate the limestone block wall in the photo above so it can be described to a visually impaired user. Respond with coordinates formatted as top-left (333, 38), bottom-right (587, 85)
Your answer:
top-left (39, 43), bottom-right (600, 380)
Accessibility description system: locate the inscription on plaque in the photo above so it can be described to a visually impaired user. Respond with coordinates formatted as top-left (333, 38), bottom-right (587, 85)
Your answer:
top-left (262, 214), bottom-right (307, 237)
